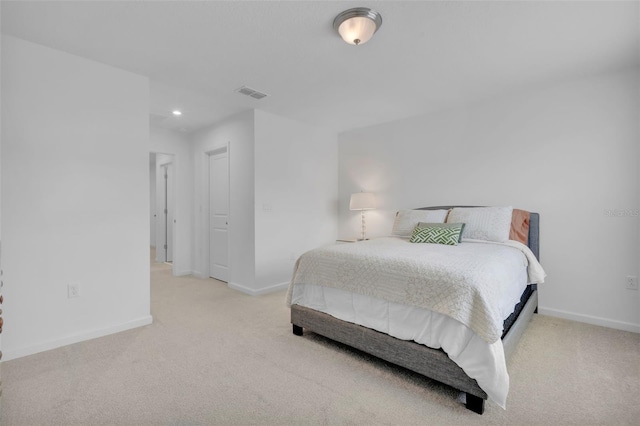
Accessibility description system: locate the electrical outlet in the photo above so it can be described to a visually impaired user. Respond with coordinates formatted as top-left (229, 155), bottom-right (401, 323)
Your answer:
top-left (625, 276), bottom-right (638, 290)
top-left (68, 284), bottom-right (80, 298)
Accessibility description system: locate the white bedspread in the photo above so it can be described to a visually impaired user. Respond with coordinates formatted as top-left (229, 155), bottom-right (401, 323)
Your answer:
top-left (286, 237), bottom-right (546, 409)
top-left (286, 237), bottom-right (543, 344)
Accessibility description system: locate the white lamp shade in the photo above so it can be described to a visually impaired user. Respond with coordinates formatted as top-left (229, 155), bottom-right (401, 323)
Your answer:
top-left (338, 16), bottom-right (378, 45)
top-left (350, 192), bottom-right (376, 210)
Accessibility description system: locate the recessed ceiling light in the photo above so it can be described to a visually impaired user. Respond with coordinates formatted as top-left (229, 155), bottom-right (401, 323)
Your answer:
top-left (172, 110), bottom-right (182, 116)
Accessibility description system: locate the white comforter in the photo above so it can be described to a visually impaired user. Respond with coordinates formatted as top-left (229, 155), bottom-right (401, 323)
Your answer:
top-left (287, 237), bottom-right (545, 409)
top-left (287, 237), bottom-right (544, 343)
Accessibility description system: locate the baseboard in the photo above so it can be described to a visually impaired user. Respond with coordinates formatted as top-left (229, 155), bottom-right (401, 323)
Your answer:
top-left (173, 269), bottom-right (192, 277)
top-left (192, 271), bottom-right (207, 279)
top-left (228, 281), bottom-right (289, 296)
top-left (538, 307), bottom-right (639, 334)
top-left (2, 315), bottom-right (154, 362)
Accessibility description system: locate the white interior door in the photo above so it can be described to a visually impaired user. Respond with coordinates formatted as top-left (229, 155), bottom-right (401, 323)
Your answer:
top-left (155, 162), bottom-right (166, 263)
top-left (156, 161), bottom-right (174, 263)
top-left (209, 149), bottom-right (229, 282)
top-left (149, 154), bottom-right (156, 248)
top-left (164, 163), bottom-right (174, 263)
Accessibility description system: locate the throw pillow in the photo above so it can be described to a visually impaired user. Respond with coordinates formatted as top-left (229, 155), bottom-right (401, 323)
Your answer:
top-left (410, 223), bottom-right (465, 245)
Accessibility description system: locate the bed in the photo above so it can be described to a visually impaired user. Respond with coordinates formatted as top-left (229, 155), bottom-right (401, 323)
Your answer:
top-left (287, 206), bottom-right (542, 414)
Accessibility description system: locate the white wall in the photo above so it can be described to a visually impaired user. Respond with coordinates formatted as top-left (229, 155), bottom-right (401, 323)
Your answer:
top-left (339, 67), bottom-right (640, 333)
top-left (253, 110), bottom-right (338, 293)
top-left (150, 127), bottom-right (192, 275)
top-left (0, 5), bottom-right (4, 380)
top-left (191, 111), bottom-right (256, 289)
top-left (1, 36), bottom-right (152, 360)
top-left (190, 110), bottom-right (338, 295)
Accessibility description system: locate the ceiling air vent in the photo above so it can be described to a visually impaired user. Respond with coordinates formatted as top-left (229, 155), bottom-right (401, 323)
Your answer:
top-left (235, 86), bottom-right (268, 100)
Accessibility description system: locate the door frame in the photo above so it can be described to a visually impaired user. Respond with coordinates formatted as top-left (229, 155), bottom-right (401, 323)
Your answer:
top-left (159, 161), bottom-right (174, 263)
top-left (205, 144), bottom-right (230, 281)
top-left (150, 151), bottom-right (176, 273)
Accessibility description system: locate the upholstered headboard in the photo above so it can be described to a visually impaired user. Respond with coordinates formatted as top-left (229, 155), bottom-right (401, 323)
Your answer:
top-left (416, 206), bottom-right (540, 261)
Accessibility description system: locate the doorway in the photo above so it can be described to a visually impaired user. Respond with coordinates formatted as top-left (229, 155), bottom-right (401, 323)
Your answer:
top-left (208, 147), bottom-right (229, 282)
top-left (152, 153), bottom-right (175, 265)
top-left (160, 162), bottom-right (174, 263)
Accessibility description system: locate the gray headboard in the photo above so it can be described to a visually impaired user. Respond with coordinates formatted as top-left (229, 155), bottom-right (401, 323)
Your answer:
top-left (417, 206), bottom-right (540, 261)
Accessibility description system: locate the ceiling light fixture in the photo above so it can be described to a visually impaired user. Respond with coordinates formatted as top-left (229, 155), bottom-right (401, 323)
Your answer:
top-left (333, 7), bottom-right (382, 46)
top-left (172, 110), bottom-right (182, 116)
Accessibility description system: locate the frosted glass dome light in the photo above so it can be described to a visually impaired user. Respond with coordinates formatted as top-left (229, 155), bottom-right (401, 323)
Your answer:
top-left (333, 8), bottom-right (382, 46)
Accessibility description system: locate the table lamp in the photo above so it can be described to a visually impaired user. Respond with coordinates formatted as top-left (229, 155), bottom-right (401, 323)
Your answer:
top-left (349, 192), bottom-right (376, 240)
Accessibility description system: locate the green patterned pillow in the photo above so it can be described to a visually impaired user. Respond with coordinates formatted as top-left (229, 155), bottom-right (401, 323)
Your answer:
top-left (417, 222), bottom-right (466, 243)
top-left (410, 223), bottom-right (465, 245)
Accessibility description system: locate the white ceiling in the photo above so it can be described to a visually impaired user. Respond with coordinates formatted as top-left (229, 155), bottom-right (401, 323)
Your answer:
top-left (2, 0), bottom-right (638, 134)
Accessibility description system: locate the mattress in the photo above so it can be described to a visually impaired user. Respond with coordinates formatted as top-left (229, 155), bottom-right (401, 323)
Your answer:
top-left (291, 282), bottom-right (523, 408)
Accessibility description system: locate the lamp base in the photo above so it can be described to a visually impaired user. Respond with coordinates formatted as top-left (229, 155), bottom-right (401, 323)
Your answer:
top-left (357, 238), bottom-right (369, 241)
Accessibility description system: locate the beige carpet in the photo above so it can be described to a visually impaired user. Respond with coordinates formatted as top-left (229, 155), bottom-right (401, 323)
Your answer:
top-left (1, 252), bottom-right (639, 425)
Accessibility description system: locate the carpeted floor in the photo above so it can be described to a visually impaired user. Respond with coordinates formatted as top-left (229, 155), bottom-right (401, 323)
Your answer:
top-left (1, 251), bottom-right (639, 425)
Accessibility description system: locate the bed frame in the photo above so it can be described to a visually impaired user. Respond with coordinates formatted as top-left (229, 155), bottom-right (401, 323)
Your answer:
top-left (291, 206), bottom-right (540, 414)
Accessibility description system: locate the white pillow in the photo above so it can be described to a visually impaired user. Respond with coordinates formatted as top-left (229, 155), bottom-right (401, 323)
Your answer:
top-left (446, 206), bottom-right (513, 242)
top-left (392, 209), bottom-right (448, 237)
